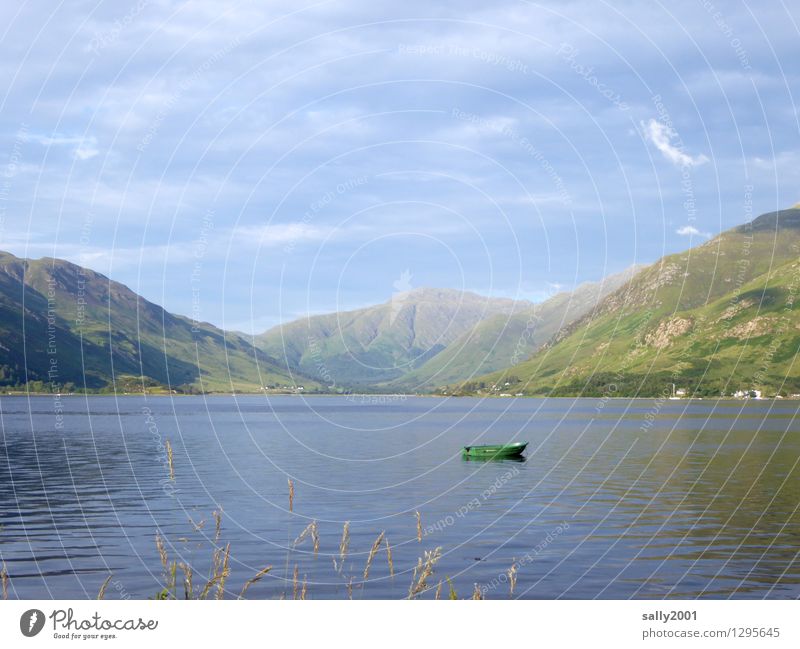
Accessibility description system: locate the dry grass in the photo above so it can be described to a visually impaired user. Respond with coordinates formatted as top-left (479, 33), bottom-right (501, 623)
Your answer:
top-left (508, 562), bottom-right (517, 598)
top-left (384, 536), bottom-right (394, 577)
top-left (101, 469), bottom-right (518, 602)
top-left (155, 533), bottom-right (168, 569)
top-left (293, 521), bottom-right (319, 556)
top-left (212, 509), bottom-right (223, 544)
top-left (334, 521), bottom-right (350, 572)
top-left (96, 575), bottom-right (112, 600)
top-left (363, 531), bottom-right (385, 580)
top-left (165, 440), bottom-right (174, 480)
top-left (215, 544), bottom-right (231, 600)
top-left (238, 565), bottom-right (271, 599)
top-left (179, 562), bottom-right (194, 600)
top-left (408, 547), bottom-right (442, 599)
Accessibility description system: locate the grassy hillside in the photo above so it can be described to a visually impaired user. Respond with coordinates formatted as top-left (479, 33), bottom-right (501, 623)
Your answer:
top-left (256, 287), bottom-right (529, 386)
top-left (0, 252), bottom-right (314, 393)
top-left (456, 208), bottom-right (800, 398)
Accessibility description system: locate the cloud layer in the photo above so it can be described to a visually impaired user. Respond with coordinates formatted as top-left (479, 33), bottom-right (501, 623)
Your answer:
top-left (0, 1), bottom-right (797, 330)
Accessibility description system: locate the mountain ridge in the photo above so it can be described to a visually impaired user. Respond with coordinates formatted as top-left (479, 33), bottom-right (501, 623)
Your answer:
top-left (0, 250), bottom-right (314, 393)
top-left (454, 207), bottom-right (800, 398)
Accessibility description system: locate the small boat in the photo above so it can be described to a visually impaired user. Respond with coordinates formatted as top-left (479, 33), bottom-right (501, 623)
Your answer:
top-left (462, 442), bottom-right (528, 459)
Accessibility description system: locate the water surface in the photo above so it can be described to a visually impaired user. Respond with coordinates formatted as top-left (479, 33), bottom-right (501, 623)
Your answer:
top-left (1, 395), bottom-right (798, 599)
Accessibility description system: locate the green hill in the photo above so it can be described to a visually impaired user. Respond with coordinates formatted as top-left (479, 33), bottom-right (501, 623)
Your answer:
top-left (0, 251), bottom-right (313, 393)
top-left (387, 267), bottom-right (641, 390)
top-left (255, 288), bottom-right (529, 387)
top-left (455, 208), bottom-right (800, 398)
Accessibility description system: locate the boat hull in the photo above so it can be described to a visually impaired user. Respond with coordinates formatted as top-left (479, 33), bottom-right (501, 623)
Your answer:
top-left (462, 442), bottom-right (528, 459)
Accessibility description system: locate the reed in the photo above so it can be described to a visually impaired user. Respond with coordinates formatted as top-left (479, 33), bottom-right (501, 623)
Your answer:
top-left (288, 479), bottom-right (294, 512)
top-left (165, 440), bottom-right (174, 480)
top-left (238, 566), bottom-right (272, 599)
top-left (96, 575), bottom-right (112, 600)
top-left (415, 511), bottom-right (422, 542)
top-left (300, 575), bottom-right (307, 600)
top-left (408, 547), bottom-right (442, 599)
top-left (363, 531), bottom-right (385, 580)
top-left (384, 536), bottom-right (394, 577)
top-left (292, 565), bottom-right (299, 600)
top-left (435, 580), bottom-right (442, 600)
top-left (471, 583), bottom-right (484, 600)
top-left (1, 562), bottom-right (8, 600)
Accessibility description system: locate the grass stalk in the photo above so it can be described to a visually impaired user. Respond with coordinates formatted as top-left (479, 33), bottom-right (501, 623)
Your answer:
top-left (1, 562), bottom-right (7, 600)
top-left (96, 575), bottom-right (112, 600)
top-left (165, 440), bottom-right (174, 480)
top-left (408, 547), bottom-right (442, 599)
top-left (215, 544), bottom-right (231, 600)
top-left (213, 509), bottom-right (223, 544)
top-left (363, 531), bottom-right (385, 580)
top-left (385, 536), bottom-right (394, 577)
top-left (238, 566), bottom-right (272, 599)
top-left (179, 562), bottom-right (194, 600)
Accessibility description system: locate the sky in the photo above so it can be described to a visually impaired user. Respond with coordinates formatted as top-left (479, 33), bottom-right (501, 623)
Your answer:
top-left (0, 0), bottom-right (798, 333)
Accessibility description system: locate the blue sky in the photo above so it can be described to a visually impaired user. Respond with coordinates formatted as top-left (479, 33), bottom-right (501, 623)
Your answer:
top-left (1, 0), bottom-right (798, 332)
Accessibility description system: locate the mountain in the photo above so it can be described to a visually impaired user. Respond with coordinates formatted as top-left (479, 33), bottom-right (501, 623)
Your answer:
top-left (388, 267), bottom-right (642, 390)
top-left (0, 251), bottom-right (312, 393)
top-left (460, 207), bottom-right (800, 398)
top-left (255, 287), bottom-right (529, 387)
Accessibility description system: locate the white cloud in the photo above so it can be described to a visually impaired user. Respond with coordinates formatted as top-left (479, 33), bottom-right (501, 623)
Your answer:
top-left (31, 133), bottom-right (99, 161)
top-left (233, 222), bottom-right (332, 247)
top-left (641, 119), bottom-right (708, 167)
top-left (676, 225), bottom-right (711, 238)
top-left (73, 138), bottom-right (100, 160)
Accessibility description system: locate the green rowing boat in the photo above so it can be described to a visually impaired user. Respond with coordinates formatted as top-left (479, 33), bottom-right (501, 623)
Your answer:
top-left (462, 442), bottom-right (528, 458)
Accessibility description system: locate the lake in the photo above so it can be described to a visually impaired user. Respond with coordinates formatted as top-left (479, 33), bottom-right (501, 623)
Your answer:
top-left (1, 395), bottom-right (798, 599)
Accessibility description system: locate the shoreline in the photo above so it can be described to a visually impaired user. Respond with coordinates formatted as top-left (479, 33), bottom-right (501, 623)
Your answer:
top-left (1, 392), bottom-right (796, 402)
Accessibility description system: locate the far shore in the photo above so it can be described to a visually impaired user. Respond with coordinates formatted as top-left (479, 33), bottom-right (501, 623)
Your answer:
top-left (2, 391), bottom-right (798, 402)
